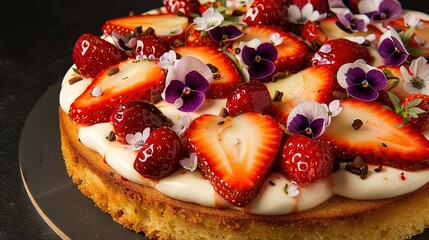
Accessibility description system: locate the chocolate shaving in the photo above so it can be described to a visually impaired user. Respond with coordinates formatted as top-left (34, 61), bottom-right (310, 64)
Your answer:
top-left (107, 67), bottom-right (120, 76)
top-left (134, 26), bottom-right (144, 35)
top-left (361, 39), bottom-right (371, 47)
top-left (107, 131), bottom-right (116, 142)
top-left (207, 63), bottom-right (219, 73)
top-left (333, 91), bottom-right (348, 100)
top-left (345, 156), bottom-right (368, 179)
top-left (272, 90), bottom-right (284, 102)
top-left (68, 76), bottom-right (83, 85)
top-left (213, 73), bottom-right (221, 80)
top-left (150, 94), bottom-right (163, 104)
top-left (219, 108), bottom-right (229, 118)
top-left (272, 71), bottom-right (289, 82)
top-left (374, 165), bottom-right (383, 172)
top-left (269, 180), bottom-right (275, 186)
top-left (352, 119), bottom-right (363, 130)
top-left (144, 27), bottom-right (155, 35)
top-left (232, 10), bottom-right (245, 16)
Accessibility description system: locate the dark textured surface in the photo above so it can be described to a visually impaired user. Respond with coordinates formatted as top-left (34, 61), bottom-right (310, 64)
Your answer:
top-left (1, 0), bottom-right (428, 239)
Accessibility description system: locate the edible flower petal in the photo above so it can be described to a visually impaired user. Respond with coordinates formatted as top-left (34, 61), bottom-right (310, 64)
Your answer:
top-left (162, 57), bottom-right (213, 112)
top-left (322, 99), bottom-right (343, 126)
top-left (179, 153), bottom-right (198, 172)
top-left (288, 3), bottom-right (327, 24)
top-left (404, 13), bottom-right (420, 28)
top-left (400, 56), bottom-right (429, 95)
top-left (337, 59), bottom-right (387, 101)
top-left (241, 42), bottom-right (278, 79)
top-left (158, 50), bottom-right (178, 70)
top-left (378, 28), bottom-right (409, 66)
top-left (124, 128), bottom-right (151, 151)
top-left (208, 25), bottom-right (244, 44)
top-left (358, 0), bottom-right (402, 23)
top-left (171, 113), bottom-right (191, 137)
top-left (193, 7), bottom-right (224, 31)
top-left (287, 101), bottom-right (329, 139)
top-left (336, 12), bottom-right (370, 33)
top-left (270, 33), bottom-right (284, 46)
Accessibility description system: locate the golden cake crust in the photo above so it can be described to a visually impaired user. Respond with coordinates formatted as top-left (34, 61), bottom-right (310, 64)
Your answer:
top-left (59, 109), bottom-right (429, 240)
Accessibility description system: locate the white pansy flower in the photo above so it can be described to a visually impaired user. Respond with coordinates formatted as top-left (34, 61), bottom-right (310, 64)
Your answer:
top-left (193, 7), bottom-right (224, 31)
top-left (400, 56), bottom-right (429, 95)
top-left (288, 3), bottom-right (327, 24)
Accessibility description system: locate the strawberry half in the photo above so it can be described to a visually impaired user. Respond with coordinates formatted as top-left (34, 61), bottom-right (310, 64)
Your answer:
top-left (72, 33), bottom-right (127, 79)
top-left (279, 134), bottom-right (334, 185)
top-left (187, 112), bottom-right (284, 207)
top-left (174, 45), bottom-right (243, 99)
top-left (265, 65), bottom-right (339, 125)
top-left (134, 34), bottom-right (171, 59)
top-left (319, 98), bottom-right (429, 170)
top-left (69, 59), bottom-right (165, 125)
top-left (238, 25), bottom-right (307, 72)
top-left (102, 13), bottom-right (189, 37)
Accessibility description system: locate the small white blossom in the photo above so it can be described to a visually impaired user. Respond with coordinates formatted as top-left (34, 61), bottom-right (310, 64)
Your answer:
top-left (158, 50), bottom-right (178, 70)
top-left (400, 56), bottom-right (429, 95)
top-left (404, 13), bottom-right (420, 28)
top-left (319, 44), bottom-right (332, 53)
top-left (193, 7), bottom-right (224, 31)
top-left (124, 128), bottom-right (151, 151)
top-left (171, 113), bottom-right (191, 137)
top-left (180, 153), bottom-right (198, 171)
top-left (321, 100), bottom-right (343, 126)
top-left (270, 33), bottom-right (283, 46)
top-left (287, 3), bottom-right (327, 24)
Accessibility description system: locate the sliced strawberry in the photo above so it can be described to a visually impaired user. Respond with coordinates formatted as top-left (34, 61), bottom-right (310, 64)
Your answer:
top-left (72, 33), bottom-right (127, 79)
top-left (174, 45), bottom-right (243, 99)
top-left (238, 25), bottom-right (307, 72)
top-left (226, 80), bottom-right (273, 117)
top-left (187, 112), bottom-right (283, 207)
top-left (69, 59), bottom-right (166, 125)
top-left (319, 17), bottom-right (383, 43)
top-left (319, 98), bottom-right (429, 170)
top-left (102, 13), bottom-right (189, 38)
top-left (301, 20), bottom-right (328, 43)
top-left (110, 101), bottom-right (169, 144)
top-left (243, 0), bottom-right (289, 30)
top-left (265, 65), bottom-right (339, 125)
top-left (310, 38), bottom-right (374, 72)
top-left (279, 134), bottom-right (334, 185)
top-left (163, 0), bottom-right (201, 19)
top-left (402, 94), bottom-right (429, 132)
top-left (134, 126), bottom-right (184, 180)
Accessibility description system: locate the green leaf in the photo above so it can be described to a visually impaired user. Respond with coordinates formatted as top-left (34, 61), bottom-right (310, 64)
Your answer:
top-left (73, 68), bottom-right (80, 74)
top-left (382, 105), bottom-right (394, 111)
top-left (401, 27), bottom-right (415, 45)
top-left (383, 68), bottom-right (393, 77)
top-left (388, 91), bottom-right (402, 112)
top-left (388, 79), bottom-right (400, 91)
top-left (220, 0), bottom-right (227, 7)
top-left (409, 107), bottom-right (426, 115)
top-left (407, 98), bottom-right (423, 108)
top-left (407, 46), bottom-right (424, 56)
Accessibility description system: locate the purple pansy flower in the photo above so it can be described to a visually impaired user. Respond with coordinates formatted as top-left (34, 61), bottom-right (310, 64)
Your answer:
top-left (337, 59), bottom-right (387, 101)
top-left (378, 28), bottom-right (409, 66)
top-left (358, 0), bottom-right (402, 23)
top-left (241, 42), bottom-right (278, 79)
top-left (287, 101), bottom-right (329, 139)
top-left (162, 56), bottom-right (213, 112)
top-left (208, 25), bottom-right (244, 45)
top-left (336, 12), bottom-right (370, 33)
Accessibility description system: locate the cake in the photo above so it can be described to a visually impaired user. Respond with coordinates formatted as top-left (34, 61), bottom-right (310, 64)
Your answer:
top-left (59, 0), bottom-right (429, 239)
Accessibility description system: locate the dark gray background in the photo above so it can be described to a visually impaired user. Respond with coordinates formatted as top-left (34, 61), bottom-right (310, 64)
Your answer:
top-left (1, 0), bottom-right (428, 239)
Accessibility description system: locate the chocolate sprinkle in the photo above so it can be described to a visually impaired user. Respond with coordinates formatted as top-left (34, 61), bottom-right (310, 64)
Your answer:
top-left (219, 108), bottom-right (229, 118)
top-left (272, 90), bottom-right (284, 102)
top-left (207, 63), bottom-right (219, 73)
top-left (107, 67), bottom-right (120, 76)
top-left (107, 131), bottom-right (116, 141)
top-left (352, 119), bottom-right (363, 130)
top-left (68, 76), bottom-right (83, 85)
top-left (345, 156), bottom-right (369, 179)
top-left (269, 180), bottom-right (275, 186)
top-left (374, 165), bottom-right (383, 172)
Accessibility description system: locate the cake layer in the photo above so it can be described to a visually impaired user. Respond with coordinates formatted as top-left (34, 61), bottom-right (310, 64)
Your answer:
top-left (60, 108), bottom-right (429, 239)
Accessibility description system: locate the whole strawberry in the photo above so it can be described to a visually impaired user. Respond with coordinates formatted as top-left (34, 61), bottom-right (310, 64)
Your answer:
top-left (72, 33), bottom-right (127, 78)
top-left (134, 127), bottom-right (184, 180)
top-left (243, 0), bottom-right (290, 30)
top-left (226, 80), bottom-right (273, 117)
top-left (110, 101), bottom-right (169, 144)
top-left (310, 38), bottom-right (373, 72)
top-left (402, 94), bottom-right (429, 131)
top-left (164, 0), bottom-right (201, 19)
top-left (279, 134), bottom-right (334, 185)
top-left (135, 34), bottom-right (171, 60)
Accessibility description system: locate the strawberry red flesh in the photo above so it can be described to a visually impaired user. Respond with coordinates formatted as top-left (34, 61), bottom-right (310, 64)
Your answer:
top-left (72, 33), bottom-right (127, 79)
top-left (110, 101), bottom-right (169, 144)
top-left (163, 0), bottom-right (201, 19)
top-left (402, 94), bottom-right (429, 131)
top-left (134, 126), bottom-right (184, 180)
top-left (279, 134), bottom-right (334, 185)
top-left (187, 112), bottom-right (283, 207)
top-left (243, 0), bottom-right (290, 30)
top-left (319, 98), bottom-right (429, 170)
top-left (135, 34), bottom-right (171, 59)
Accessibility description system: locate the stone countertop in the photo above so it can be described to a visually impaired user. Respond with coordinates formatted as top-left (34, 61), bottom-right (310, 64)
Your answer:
top-left (0, 0), bottom-right (428, 239)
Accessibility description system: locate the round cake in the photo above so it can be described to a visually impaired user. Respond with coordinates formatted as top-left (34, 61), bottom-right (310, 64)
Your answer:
top-left (59, 0), bottom-right (429, 239)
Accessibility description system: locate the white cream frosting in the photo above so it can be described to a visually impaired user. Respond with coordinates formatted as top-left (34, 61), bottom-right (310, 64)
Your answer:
top-left (59, 8), bottom-right (429, 215)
